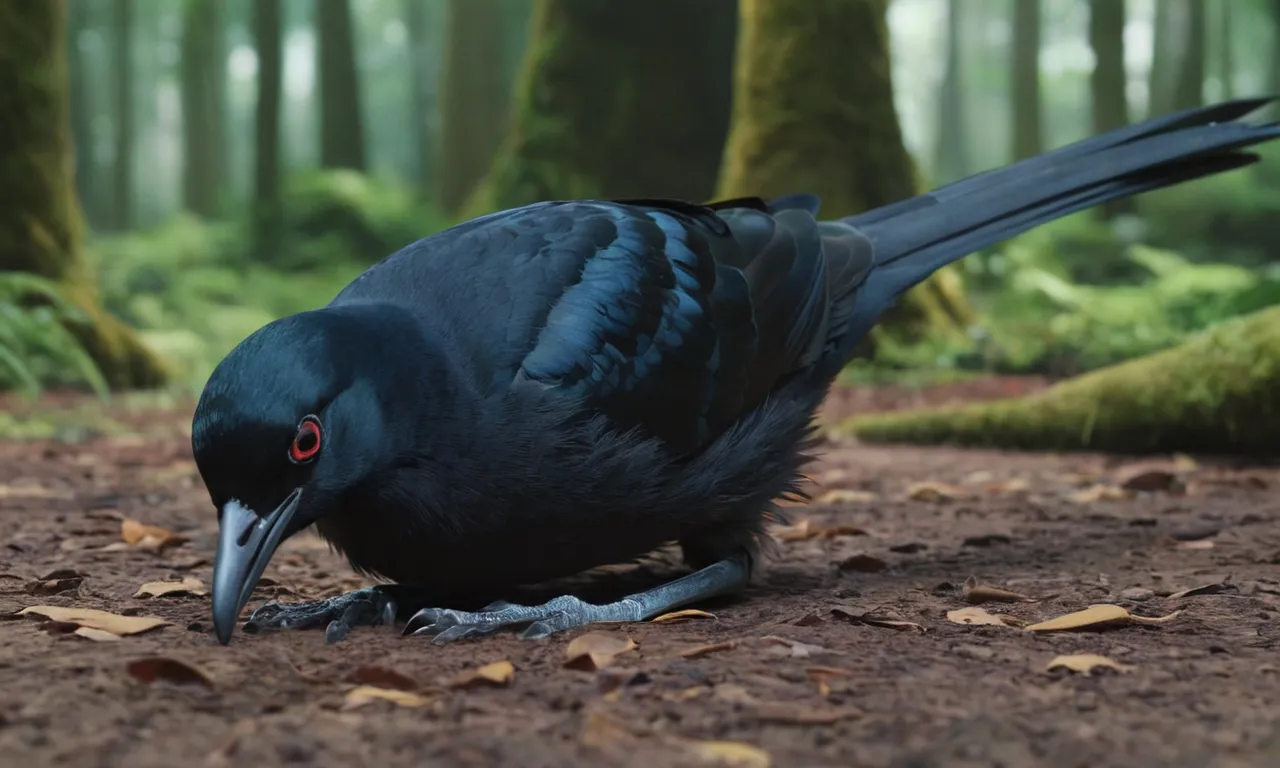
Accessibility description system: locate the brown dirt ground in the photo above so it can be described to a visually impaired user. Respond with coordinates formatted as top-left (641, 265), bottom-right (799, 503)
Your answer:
top-left (1, 379), bottom-right (1279, 768)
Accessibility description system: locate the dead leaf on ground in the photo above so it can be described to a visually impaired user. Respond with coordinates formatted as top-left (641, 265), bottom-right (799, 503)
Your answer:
top-left (761, 635), bottom-right (838, 659)
top-left (963, 575), bottom-right (1036, 604)
top-left (813, 489), bottom-right (880, 506)
top-left (831, 606), bottom-right (925, 633)
top-left (805, 666), bottom-right (852, 697)
top-left (770, 518), bottom-right (818, 542)
top-left (677, 639), bottom-right (739, 658)
top-left (448, 660), bottom-right (515, 688)
top-left (836, 554), bottom-right (887, 573)
top-left (343, 665), bottom-right (420, 691)
top-left (120, 518), bottom-right (187, 552)
top-left (126, 657), bottom-right (214, 688)
top-left (342, 685), bottom-right (429, 709)
top-left (0, 481), bottom-right (72, 500)
top-left (946, 606), bottom-right (1022, 627)
top-left (74, 627), bottom-right (122, 642)
top-left (750, 702), bottom-right (862, 725)
top-left (681, 739), bottom-right (772, 768)
top-left (1175, 539), bottom-right (1216, 550)
top-left (135, 577), bottom-right (207, 598)
top-left (1167, 582), bottom-right (1234, 600)
top-left (906, 481), bottom-right (968, 503)
top-left (1045, 654), bottom-right (1131, 675)
top-left (1026, 604), bottom-right (1180, 632)
top-left (564, 632), bottom-right (638, 671)
top-left (26, 576), bottom-right (84, 596)
top-left (17, 605), bottom-right (170, 636)
top-left (986, 478), bottom-right (1032, 495)
top-left (1068, 485), bottom-right (1133, 504)
top-left (650, 609), bottom-right (716, 624)
top-left (1117, 467), bottom-right (1185, 494)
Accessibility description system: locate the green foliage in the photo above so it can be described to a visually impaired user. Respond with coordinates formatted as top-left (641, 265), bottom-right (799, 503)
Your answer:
top-left (0, 271), bottom-right (108, 398)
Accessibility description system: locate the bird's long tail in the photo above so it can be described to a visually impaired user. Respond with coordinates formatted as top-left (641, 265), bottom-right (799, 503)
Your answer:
top-left (823, 96), bottom-right (1280, 370)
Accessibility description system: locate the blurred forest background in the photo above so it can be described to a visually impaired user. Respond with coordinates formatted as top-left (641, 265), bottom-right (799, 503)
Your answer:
top-left (3, 0), bottom-right (1280, 433)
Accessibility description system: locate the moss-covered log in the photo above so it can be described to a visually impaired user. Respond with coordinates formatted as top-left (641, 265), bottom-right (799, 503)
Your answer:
top-left (715, 0), bottom-right (973, 347)
top-left (0, 0), bottom-right (165, 389)
top-left (844, 305), bottom-right (1280, 455)
top-left (469, 0), bottom-right (737, 213)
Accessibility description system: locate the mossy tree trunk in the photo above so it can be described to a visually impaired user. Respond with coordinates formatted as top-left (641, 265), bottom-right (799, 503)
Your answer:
top-left (0, 0), bottom-right (165, 389)
top-left (437, 0), bottom-right (509, 215)
top-left (1213, 0), bottom-right (1233, 100)
top-left (1171, 0), bottom-right (1206, 112)
top-left (316, 0), bottom-right (366, 171)
top-left (933, 0), bottom-right (968, 185)
top-left (109, 0), bottom-right (132, 231)
top-left (1011, 0), bottom-right (1043, 161)
top-left (68, 0), bottom-right (101, 231)
top-left (404, 0), bottom-right (435, 194)
top-left (470, 0), bottom-right (738, 213)
top-left (845, 305), bottom-right (1280, 455)
top-left (1088, 0), bottom-right (1130, 220)
top-left (716, 0), bottom-right (973, 348)
top-left (180, 0), bottom-right (225, 218)
top-left (253, 0), bottom-right (283, 210)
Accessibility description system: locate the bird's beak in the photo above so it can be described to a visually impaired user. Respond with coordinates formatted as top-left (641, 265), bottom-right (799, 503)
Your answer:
top-left (211, 490), bottom-right (301, 645)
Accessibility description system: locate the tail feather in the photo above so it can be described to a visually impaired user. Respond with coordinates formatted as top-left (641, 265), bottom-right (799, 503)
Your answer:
top-left (817, 97), bottom-right (1280, 372)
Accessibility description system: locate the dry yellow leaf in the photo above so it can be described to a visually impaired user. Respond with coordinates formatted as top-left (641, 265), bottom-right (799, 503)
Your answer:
top-left (1167, 582), bottom-right (1229, 599)
top-left (650, 609), bottom-right (717, 624)
top-left (905, 481), bottom-right (967, 502)
top-left (770, 518), bottom-right (817, 542)
top-left (677, 639), bottom-right (739, 658)
top-left (813, 489), bottom-right (879, 505)
top-left (120, 519), bottom-right (187, 552)
top-left (73, 627), bottom-right (121, 642)
top-left (946, 606), bottom-right (1015, 627)
top-left (135, 577), bottom-right (207, 598)
top-left (18, 605), bottom-right (170, 636)
top-left (1176, 539), bottom-right (1215, 550)
top-left (830, 607), bottom-right (926, 633)
top-left (963, 575), bottom-right (1035, 604)
top-left (0, 482), bottom-right (70, 500)
top-left (1045, 654), bottom-right (1131, 675)
top-left (564, 632), bottom-right (638, 671)
top-left (1026, 604), bottom-right (1180, 632)
top-left (126, 656), bottom-right (214, 688)
top-left (1068, 485), bottom-right (1133, 504)
top-left (448, 660), bottom-right (515, 689)
top-left (343, 685), bottom-right (429, 709)
top-left (683, 739), bottom-right (772, 767)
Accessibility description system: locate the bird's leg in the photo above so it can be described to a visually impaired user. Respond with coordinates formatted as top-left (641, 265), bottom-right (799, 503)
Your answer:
top-left (404, 550), bottom-right (752, 643)
top-left (242, 585), bottom-right (401, 644)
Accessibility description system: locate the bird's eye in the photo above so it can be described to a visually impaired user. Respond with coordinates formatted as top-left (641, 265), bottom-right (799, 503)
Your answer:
top-left (289, 416), bottom-right (323, 464)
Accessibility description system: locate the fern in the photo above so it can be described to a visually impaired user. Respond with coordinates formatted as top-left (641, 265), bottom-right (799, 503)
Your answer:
top-left (0, 271), bottom-right (108, 398)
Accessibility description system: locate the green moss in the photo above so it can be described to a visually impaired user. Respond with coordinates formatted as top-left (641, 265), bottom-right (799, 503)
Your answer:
top-left (0, 0), bottom-right (165, 390)
top-left (844, 305), bottom-right (1280, 454)
top-left (714, 0), bottom-right (972, 346)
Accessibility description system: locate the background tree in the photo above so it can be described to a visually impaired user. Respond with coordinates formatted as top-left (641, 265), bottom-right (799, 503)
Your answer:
top-left (716, 0), bottom-right (973, 346)
top-left (1088, 0), bottom-right (1130, 219)
top-left (180, 0), bottom-right (225, 217)
top-left (316, 0), bottom-right (365, 171)
top-left (471, 0), bottom-right (738, 213)
top-left (437, 0), bottom-right (509, 214)
top-left (253, 0), bottom-right (283, 212)
top-left (1171, 0), bottom-right (1206, 112)
top-left (109, 0), bottom-right (132, 230)
top-left (404, 0), bottom-right (434, 194)
top-left (933, 0), bottom-right (968, 185)
top-left (0, 0), bottom-right (164, 387)
top-left (1010, 0), bottom-right (1042, 160)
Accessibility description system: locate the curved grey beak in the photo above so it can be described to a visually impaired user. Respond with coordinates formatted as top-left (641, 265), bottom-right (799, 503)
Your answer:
top-left (211, 490), bottom-right (301, 645)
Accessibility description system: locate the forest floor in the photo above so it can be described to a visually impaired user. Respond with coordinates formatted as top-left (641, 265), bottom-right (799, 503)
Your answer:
top-left (1, 377), bottom-right (1278, 768)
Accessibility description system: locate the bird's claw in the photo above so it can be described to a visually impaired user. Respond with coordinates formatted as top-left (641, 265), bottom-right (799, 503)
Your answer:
top-left (243, 587), bottom-right (398, 644)
top-left (402, 594), bottom-right (642, 644)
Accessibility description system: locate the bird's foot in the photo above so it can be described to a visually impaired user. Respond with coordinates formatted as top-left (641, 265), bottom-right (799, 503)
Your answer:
top-left (243, 586), bottom-right (397, 644)
top-left (403, 551), bottom-right (752, 644)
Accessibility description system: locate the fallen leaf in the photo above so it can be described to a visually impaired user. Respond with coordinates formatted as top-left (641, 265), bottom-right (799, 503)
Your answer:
top-left (17, 605), bottom-right (170, 636)
top-left (682, 739), bottom-right (772, 767)
top-left (906, 481), bottom-right (967, 502)
top-left (814, 489), bottom-right (879, 505)
top-left (821, 524), bottom-right (870, 539)
top-left (750, 702), bottom-right (862, 725)
top-left (343, 665), bottom-right (419, 691)
top-left (342, 685), bottom-right (429, 709)
top-left (74, 627), bottom-right (121, 642)
top-left (963, 575), bottom-right (1036, 604)
top-left (120, 519), bottom-right (187, 552)
top-left (770, 518), bottom-right (818, 542)
top-left (650, 609), bottom-right (717, 624)
top-left (831, 607), bottom-right (925, 633)
top-left (564, 632), bottom-right (638, 671)
top-left (678, 639), bottom-right (739, 658)
top-left (135, 577), bottom-right (207, 598)
top-left (1068, 485), bottom-right (1133, 504)
top-left (986, 478), bottom-right (1031, 495)
top-left (946, 606), bottom-right (1017, 627)
top-left (1026, 604), bottom-right (1180, 632)
top-left (448, 660), bottom-right (515, 688)
top-left (126, 657), bottom-right (214, 688)
top-left (0, 482), bottom-right (71, 500)
top-left (836, 554), bottom-right (886, 573)
top-left (26, 576), bottom-right (84, 596)
top-left (1167, 582), bottom-right (1233, 600)
top-left (662, 686), bottom-right (709, 702)
top-left (761, 635), bottom-right (837, 658)
top-left (1175, 539), bottom-right (1215, 550)
top-left (1045, 654), bottom-right (1131, 675)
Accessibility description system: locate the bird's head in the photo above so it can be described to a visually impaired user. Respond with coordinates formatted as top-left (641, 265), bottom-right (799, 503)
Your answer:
top-left (192, 305), bottom-right (432, 645)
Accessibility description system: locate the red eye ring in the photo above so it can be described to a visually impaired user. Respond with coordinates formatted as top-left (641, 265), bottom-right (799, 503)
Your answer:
top-left (289, 416), bottom-right (323, 463)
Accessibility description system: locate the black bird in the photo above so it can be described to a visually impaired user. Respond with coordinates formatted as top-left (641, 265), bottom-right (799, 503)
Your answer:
top-left (196, 98), bottom-right (1280, 646)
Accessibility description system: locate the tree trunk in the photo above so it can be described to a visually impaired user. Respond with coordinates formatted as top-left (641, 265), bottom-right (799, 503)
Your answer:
top-left (253, 0), bottom-right (282, 209)
top-left (1213, 0), bottom-right (1233, 100)
top-left (316, 0), bottom-right (366, 171)
top-left (1088, 0), bottom-right (1130, 219)
top-left (471, 0), bottom-right (738, 213)
top-left (933, 0), bottom-right (968, 185)
top-left (437, 0), bottom-right (509, 214)
top-left (717, 0), bottom-right (972, 347)
top-left (109, 0), bottom-right (132, 231)
top-left (0, 0), bottom-right (165, 388)
top-left (68, 0), bottom-right (100, 231)
top-left (1171, 0), bottom-right (1206, 112)
top-left (1010, 0), bottom-right (1042, 161)
top-left (404, 0), bottom-right (434, 194)
top-left (180, 0), bottom-right (224, 217)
